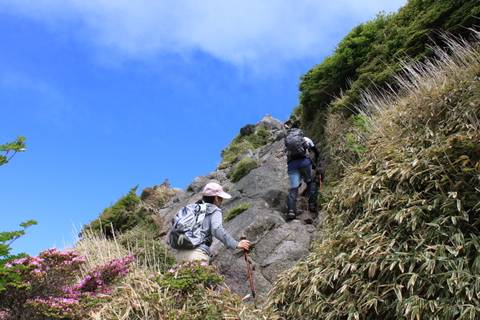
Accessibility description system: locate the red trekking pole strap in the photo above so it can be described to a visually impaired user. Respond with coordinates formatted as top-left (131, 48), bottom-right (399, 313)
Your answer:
top-left (241, 235), bottom-right (256, 299)
top-left (318, 166), bottom-right (324, 190)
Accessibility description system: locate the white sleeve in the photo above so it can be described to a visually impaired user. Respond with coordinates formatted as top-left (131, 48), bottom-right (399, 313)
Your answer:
top-left (304, 137), bottom-right (314, 148)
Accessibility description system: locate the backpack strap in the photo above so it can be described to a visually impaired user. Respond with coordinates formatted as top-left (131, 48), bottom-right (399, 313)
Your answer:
top-left (198, 203), bottom-right (220, 247)
top-left (195, 203), bottom-right (208, 226)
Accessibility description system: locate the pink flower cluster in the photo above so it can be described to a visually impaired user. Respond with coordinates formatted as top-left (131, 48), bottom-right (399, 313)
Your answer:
top-left (26, 297), bottom-right (87, 318)
top-left (0, 248), bottom-right (135, 319)
top-left (71, 255), bottom-right (136, 294)
top-left (170, 261), bottom-right (220, 273)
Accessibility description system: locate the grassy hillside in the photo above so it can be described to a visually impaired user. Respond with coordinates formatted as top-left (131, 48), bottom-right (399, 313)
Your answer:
top-left (297, 0), bottom-right (480, 144)
top-left (266, 30), bottom-right (480, 319)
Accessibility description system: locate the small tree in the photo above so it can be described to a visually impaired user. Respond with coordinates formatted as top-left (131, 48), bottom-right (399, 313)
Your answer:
top-left (0, 220), bottom-right (38, 291)
top-left (0, 136), bottom-right (26, 166)
top-left (1, 137), bottom-right (31, 289)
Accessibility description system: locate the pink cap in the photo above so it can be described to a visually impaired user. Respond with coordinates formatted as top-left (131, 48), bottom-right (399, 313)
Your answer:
top-left (203, 182), bottom-right (232, 199)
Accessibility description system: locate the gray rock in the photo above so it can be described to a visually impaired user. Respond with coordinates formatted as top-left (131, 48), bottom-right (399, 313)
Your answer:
top-left (227, 158), bottom-right (290, 213)
top-left (258, 114), bottom-right (285, 131)
top-left (236, 149), bottom-right (255, 163)
top-left (205, 171), bottom-right (228, 183)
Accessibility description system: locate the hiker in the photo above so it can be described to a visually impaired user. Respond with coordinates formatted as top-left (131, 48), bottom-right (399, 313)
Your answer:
top-left (171, 182), bottom-right (250, 263)
top-left (284, 124), bottom-right (320, 221)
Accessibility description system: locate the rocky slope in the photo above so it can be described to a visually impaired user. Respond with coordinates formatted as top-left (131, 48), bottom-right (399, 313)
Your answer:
top-left (156, 114), bottom-right (322, 300)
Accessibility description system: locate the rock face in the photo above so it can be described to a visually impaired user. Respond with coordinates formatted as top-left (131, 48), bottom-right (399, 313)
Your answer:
top-left (157, 114), bottom-right (322, 300)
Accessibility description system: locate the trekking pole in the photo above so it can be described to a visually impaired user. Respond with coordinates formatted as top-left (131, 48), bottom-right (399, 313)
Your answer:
top-left (240, 235), bottom-right (256, 299)
top-left (317, 164), bottom-right (324, 191)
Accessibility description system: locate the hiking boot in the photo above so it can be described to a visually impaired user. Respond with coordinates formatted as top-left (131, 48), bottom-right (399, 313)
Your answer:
top-left (286, 211), bottom-right (296, 222)
top-left (308, 203), bottom-right (317, 213)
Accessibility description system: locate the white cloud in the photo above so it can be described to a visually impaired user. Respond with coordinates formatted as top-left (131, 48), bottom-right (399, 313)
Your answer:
top-left (0, 0), bottom-right (407, 67)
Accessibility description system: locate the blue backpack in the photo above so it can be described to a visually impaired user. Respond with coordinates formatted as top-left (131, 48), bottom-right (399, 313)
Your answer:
top-left (167, 203), bottom-right (208, 250)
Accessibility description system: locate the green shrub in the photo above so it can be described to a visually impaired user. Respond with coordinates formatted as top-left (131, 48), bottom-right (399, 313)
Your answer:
top-left (255, 126), bottom-right (270, 139)
top-left (148, 262), bottom-right (225, 320)
top-left (240, 124), bottom-right (256, 136)
top-left (0, 220), bottom-right (37, 291)
top-left (218, 126), bottom-right (271, 169)
top-left (81, 186), bottom-right (141, 238)
top-left (153, 261), bottom-right (223, 293)
top-left (81, 181), bottom-right (179, 239)
top-left (219, 138), bottom-right (255, 169)
top-left (247, 126), bottom-right (270, 146)
top-left (225, 203), bottom-right (251, 222)
top-left (230, 158), bottom-right (260, 183)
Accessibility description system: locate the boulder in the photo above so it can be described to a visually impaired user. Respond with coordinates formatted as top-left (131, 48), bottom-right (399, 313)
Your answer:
top-left (257, 114), bottom-right (285, 131)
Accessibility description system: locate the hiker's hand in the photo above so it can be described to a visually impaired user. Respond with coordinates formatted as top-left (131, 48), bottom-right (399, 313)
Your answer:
top-left (237, 240), bottom-right (250, 251)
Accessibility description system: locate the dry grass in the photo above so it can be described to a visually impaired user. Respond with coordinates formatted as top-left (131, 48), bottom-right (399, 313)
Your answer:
top-left (74, 229), bottom-right (282, 319)
top-left (266, 30), bottom-right (480, 319)
top-left (140, 183), bottom-right (181, 216)
top-left (74, 229), bottom-right (130, 272)
top-left (89, 277), bottom-right (284, 320)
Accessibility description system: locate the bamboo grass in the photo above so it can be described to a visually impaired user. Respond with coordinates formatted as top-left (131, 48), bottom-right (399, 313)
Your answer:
top-left (266, 30), bottom-right (480, 320)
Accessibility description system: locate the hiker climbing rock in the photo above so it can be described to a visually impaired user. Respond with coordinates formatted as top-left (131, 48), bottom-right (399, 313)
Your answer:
top-left (284, 121), bottom-right (320, 221)
top-left (168, 182), bottom-right (250, 262)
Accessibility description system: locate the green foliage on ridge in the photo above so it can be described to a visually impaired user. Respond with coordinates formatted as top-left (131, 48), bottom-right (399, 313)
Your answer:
top-left (229, 158), bottom-right (260, 183)
top-left (298, 0), bottom-right (480, 143)
top-left (81, 181), bottom-right (180, 238)
top-left (78, 181), bottom-right (180, 278)
top-left (83, 186), bottom-right (142, 237)
top-left (218, 125), bottom-right (271, 170)
top-left (267, 29), bottom-right (480, 319)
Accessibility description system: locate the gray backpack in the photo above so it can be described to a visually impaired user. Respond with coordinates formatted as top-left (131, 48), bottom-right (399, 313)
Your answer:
top-left (167, 203), bottom-right (208, 250)
top-left (285, 128), bottom-right (309, 161)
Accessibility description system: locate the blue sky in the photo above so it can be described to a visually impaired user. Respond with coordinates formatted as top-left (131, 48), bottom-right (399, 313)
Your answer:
top-left (1, 0), bottom-right (407, 256)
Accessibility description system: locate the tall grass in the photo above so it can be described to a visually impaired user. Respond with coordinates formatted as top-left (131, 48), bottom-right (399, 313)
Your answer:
top-left (75, 229), bottom-right (282, 319)
top-left (266, 30), bottom-right (480, 319)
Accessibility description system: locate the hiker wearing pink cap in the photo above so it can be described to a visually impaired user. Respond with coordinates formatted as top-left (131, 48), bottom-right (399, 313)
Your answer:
top-left (173, 182), bottom-right (250, 263)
